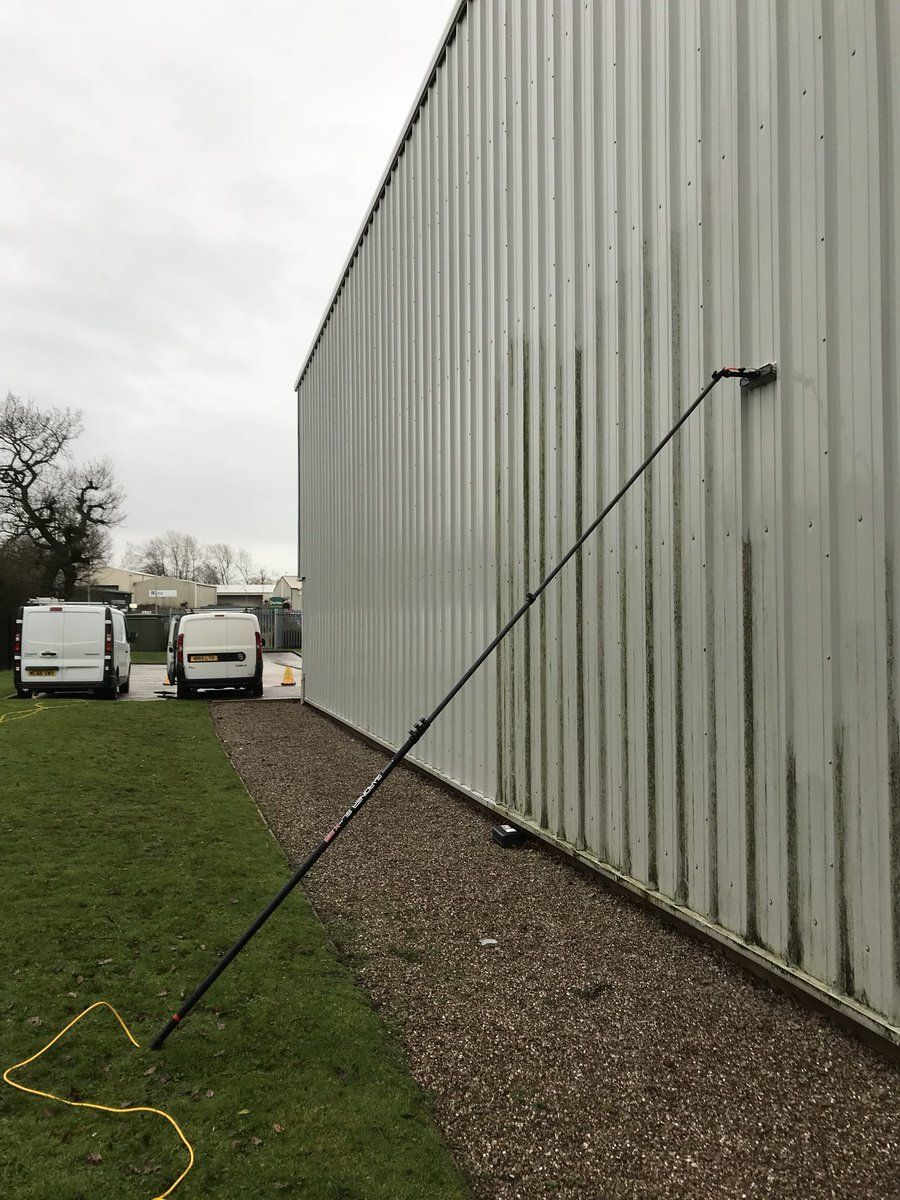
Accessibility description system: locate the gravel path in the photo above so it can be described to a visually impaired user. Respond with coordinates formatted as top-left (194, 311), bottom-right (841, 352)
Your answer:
top-left (211, 701), bottom-right (900, 1200)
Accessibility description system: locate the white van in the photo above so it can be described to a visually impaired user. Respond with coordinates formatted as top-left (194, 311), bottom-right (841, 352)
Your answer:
top-left (14, 603), bottom-right (133, 699)
top-left (174, 611), bottom-right (263, 699)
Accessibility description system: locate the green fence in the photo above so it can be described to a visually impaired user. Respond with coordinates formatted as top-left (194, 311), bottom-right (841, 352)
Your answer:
top-left (124, 614), bottom-right (170, 652)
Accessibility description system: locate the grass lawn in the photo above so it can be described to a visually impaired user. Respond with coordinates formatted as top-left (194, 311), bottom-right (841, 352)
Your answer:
top-left (130, 651), bottom-right (167, 665)
top-left (0, 672), bottom-right (468, 1199)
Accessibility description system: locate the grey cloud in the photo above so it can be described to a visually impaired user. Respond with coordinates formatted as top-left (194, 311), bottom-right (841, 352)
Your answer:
top-left (2, 0), bottom-right (452, 576)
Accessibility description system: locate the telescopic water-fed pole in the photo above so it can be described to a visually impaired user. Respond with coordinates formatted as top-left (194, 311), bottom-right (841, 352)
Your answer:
top-left (151, 362), bottom-right (776, 1050)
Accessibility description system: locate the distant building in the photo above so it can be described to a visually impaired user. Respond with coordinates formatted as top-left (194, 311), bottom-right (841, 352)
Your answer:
top-left (91, 566), bottom-right (155, 595)
top-left (87, 566), bottom-right (216, 610)
top-left (132, 576), bottom-right (216, 610)
top-left (215, 582), bottom-right (274, 608)
top-left (71, 576), bottom-right (131, 607)
top-left (271, 575), bottom-right (302, 610)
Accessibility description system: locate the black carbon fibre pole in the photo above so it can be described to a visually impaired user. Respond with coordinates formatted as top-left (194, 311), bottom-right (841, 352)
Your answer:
top-left (150, 364), bottom-right (773, 1049)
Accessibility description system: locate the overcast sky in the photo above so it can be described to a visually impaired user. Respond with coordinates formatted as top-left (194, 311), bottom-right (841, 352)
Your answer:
top-left (1, 0), bottom-right (453, 578)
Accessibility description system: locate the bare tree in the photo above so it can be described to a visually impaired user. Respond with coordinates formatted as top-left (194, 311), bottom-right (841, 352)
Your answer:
top-left (122, 530), bottom-right (202, 580)
top-left (197, 541), bottom-right (236, 585)
top-left (165, 531), bottom-right (201, 581)
top-left (75, 523), bottom-right (114, 586)
top-left (124, 532), bottom-right (270, 587)
top-left (0, 537), bottom-right (44, 628)
top-left (234, 547), bottom-right (257, 584)
top-left (123, 535), bottom-right (168, 576)
top-left (120, 541), bottom-right (142, 571)
top-left (121, 535), bottom-right (165, 576)
top-left (235, 547), bottom-right (252, 583)
top-left (0, 393), bottom-right (124, 597)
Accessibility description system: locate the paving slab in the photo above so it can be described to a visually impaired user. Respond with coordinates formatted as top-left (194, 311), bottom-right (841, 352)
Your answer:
top-left (122, 653), bottom-right (302, 701)
top-left (12, 654), bottom-right (302, 703)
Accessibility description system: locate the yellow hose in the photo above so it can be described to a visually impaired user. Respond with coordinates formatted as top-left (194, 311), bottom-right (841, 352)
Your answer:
top-left (3, 1000), bottom-right (195, 1199)
top-left (0, 698), bottom-right (89, 725)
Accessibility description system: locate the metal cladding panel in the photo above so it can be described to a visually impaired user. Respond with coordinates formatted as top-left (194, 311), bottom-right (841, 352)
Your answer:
top-left (297, 0), bottom-right (900, 1043)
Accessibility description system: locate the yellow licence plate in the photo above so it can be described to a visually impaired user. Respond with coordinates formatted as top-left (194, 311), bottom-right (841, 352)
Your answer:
top-left (29, 668), bottom-right (58, 677)
top-left (189, 654), bottom-right (219, 663)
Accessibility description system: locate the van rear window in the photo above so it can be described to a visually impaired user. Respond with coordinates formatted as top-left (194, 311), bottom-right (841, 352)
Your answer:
top-left (224, 618), bottom-right (255, 648)
top-left (65, 611), bottom-right (105, 648)
top-left (23, 611), bottom-right (64, 644)
top-left (183, 620), bottom-right (226, 651)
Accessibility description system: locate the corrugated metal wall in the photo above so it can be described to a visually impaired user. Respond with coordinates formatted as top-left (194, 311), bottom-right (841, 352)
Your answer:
top-left (296, 0), bottom-right (900, 1045)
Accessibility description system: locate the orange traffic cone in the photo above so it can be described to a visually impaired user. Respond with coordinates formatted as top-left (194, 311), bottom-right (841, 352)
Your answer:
top-left (281, 666), bottom-right (296, 687)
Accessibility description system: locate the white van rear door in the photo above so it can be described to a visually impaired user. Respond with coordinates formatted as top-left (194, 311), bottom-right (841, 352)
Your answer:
top-left (112, 610), bottom-right (129, 676)
top-left (62, 609), bottom-right (105, 683)
top-left (20, 609), bottom-right (65, 684)
top-left (224, 616), bottom-right (255, 681)
top-left (183, 616), bottom-right (227, 683)
top-left (166, 618), bottom-right (178, 681)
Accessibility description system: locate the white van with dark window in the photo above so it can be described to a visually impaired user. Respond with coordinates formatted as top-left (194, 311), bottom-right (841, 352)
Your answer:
top-left (14, 603), bottom-right (133, 699)
top-left (174, 611), bottom-right (263, 699)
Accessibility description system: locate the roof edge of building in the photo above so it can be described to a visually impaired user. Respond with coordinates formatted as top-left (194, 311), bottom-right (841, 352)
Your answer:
top-left (293, 0), bottom-right (471, 393)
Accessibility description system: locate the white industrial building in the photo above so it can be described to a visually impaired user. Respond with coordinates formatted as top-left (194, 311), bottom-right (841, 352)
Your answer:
top-left (296, 1), bottom-right (900, 1047)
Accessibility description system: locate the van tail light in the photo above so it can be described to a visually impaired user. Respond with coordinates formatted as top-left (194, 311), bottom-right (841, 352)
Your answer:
top-left (105, 626), bottom-right (113, 655)
top-left (177, 633), bottom-right (184, 665)
top-left (13, 628), bottom-right (20, 655)
top-left (255, 632), bottom-right (262, 662)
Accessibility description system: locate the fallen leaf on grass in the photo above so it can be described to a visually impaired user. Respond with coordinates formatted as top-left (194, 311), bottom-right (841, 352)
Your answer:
top-left (251, 1136), bottom-right (263, 1147)
top-left (143, 1067), bottom-right (156, 1076)
top-left (273, 1123), bottom-right (284, 1134)
top-left (237, 1108), bottom-right (250, 1116)
top-left (26, 1016), bottom-right (42, 1026)
top-left (86, 1152), bottom-right (102, 1165)
top-left (206, 1089), bottom-right (215, 1099)
top-left (96, 959), bottom-right (113, 966)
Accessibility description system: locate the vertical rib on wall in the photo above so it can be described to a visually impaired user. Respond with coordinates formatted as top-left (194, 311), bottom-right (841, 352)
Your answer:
top-left (297, 0), bottom-right (900, 1043)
